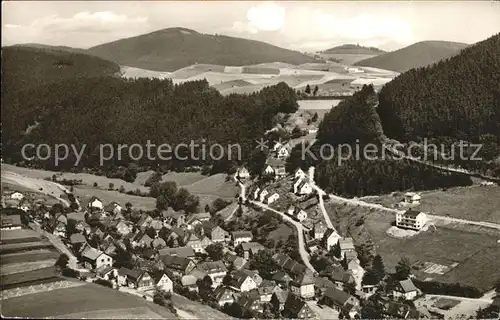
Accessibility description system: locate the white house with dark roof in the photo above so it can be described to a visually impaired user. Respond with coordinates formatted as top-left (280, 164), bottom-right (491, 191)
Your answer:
top-left (289, 273), bottom-right (315, 299)
top-left (294, 180), bottom-right (313, 195)
top-left (339, 238), bottom-right (355, 258)
top-left (87, 196), bottom-right (104, 211)
top-left (396, 209), bottom-right (427, 231)
top-left (402, 192), bottom-right (421, 205)
top-left (80, 247), bottom-right (113, 270)
top-left (295, 168), bottom-right (306, 180)
top-left (236, 166), bottom-right (250, 179)
top-left (230, 270), bottom-right (257, 292)
top-left (232, 230), bottom-right (253, 246)
top-left (393, 279), bottom-right (419, 300)
top-left (264, 192), bottom-right (280, 204)
top-left (9, 191), bottom-right (24, 200)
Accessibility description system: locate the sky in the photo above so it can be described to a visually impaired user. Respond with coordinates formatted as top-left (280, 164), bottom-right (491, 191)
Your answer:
top-left (2, 1), bottom-right (500, 52)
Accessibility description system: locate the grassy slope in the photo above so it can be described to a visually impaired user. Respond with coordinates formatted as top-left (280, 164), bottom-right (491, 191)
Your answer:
top-left (87, 27), bottom-right (319, 71)
top-left (354, 41), bottom-right (468, 72)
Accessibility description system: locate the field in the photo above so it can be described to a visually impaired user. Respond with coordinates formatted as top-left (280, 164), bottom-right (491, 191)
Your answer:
top-left (2, 164), bottom-right (237, 210)
top-left (1, 251), bottom-right (59, 265)
top-left (325, 201), bottom-right (500, 292)
top-left (1, 283), bottom-right (177, 318)
top-left (361, 185), bottom-right (500, 223)
top-left (171, 294), bottom-right (231, 319)
top-left (318, 53), bottom-right (379, 65)
top-left (297, 99), bottom-right (342, 110)
top-left (1, 228), bottom-right (41, 241)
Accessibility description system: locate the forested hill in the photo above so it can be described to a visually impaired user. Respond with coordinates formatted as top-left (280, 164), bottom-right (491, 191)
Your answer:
top-left (2, 73), bottom-right (298, 176)
top-left (286, 85), bottom-right (473, 197)
top-left (354, 41), bottom-right (468, 72)
top-left (87, 27), bottom-right (319, 71)
top-left (1, 46), bottom-right (120, 94)
top-left (377, 33), bottom-right (500, 144)
top-left (322, 44), bottom-right (385, 55)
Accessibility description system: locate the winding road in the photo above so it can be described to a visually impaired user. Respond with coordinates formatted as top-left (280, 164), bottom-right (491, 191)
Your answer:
top-left (250, 200), bottom-right (317, 274)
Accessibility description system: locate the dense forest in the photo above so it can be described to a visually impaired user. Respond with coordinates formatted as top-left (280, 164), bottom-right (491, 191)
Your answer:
top-left (287, 85), bottom-right (473, 197)
top-left (377, 33), bottom-right (500, 175)
top-left (2, 48), bottom-right (299, 179)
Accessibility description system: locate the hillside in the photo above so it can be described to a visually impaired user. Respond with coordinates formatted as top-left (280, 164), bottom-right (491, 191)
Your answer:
top-left (322, 44), bottom-right (385, 55)
top-left (87, 27), bottom-right (319, 71)
top-left (1, 46), bottom-right (120, 94)
top-left (377, 33), bottom-right (500, 176)
top-left (354, 40), bottom-right (468, 72)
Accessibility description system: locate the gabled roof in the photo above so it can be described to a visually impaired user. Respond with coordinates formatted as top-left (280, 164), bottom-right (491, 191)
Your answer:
top-left (241, 242), bottom-right (264, 252)
top-left (186, 212), bottom-right (211, 224)
top-left (403, 209), bottom-right (423, 218)
top-left (118, 267), bottom-right (146, 281)
top-left (159, 246), bottom-right (196, 258)
top-left (283, 293), bottom-right (308, 315)
top-left (273, 290), bottom-right (290, 303)
top-left (231, 270), bottom-right (252, 288)
top-left (197, 261), bottom-right (227, 274)
top-left (95, 265), bottom-right (114, 277)
top-left (213, 286), bottom-right (234, 301)
top-left (133, 231), bottom-right (152, 243)
top-left (202, 222), bottom-right (228, 236)
top-left (232, 230), bottom-right (253, 239)
top-left (152, 237), bottom-right (167, 248)
top-left (397, 279), bottom-right (418, 293)
top-left (162, 208), bottom-right (185, 220)
top-left (181, 275), bottom-right (197, 286)
top-left (81, 247), bottom-right (106, 261)
top-left (330, 271), bottom-right (354, 283)
top-left (339, 238), bottom-right (355, 251)
top-left (324, 287), bottom-right (352, 307)
top-left (69, 233), bottom-right (86, 244)
top-left (104, 202), bottom-right (121, 212)
top-left (272, 271), bottom-right (292, 282)
top-left (186, 232), bottom-right (201, 243)
top-left (161, 255), bottom-right (193, 271)
top-left (291, 273), bottom-right (315, 286)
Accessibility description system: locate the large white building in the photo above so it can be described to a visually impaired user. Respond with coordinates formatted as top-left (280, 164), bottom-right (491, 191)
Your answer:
top-left (396, 209), bottom-right (427, 231)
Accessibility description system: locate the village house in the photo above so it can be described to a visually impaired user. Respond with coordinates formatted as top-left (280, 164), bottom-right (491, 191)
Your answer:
top-left (213, 286), bottom-right (235, 307)
top-left (95, 265), bottom-right (117, 281)
top-left (240, 242), bottom-right (265, 260)
top-left (292, 207), bottom-right (308, 222)
top-left (263, 158), bottom-right (286, 178)
top-left (384, 301), bottom-right (426, 319)
top-left (264, 192), bottom-right (280, 205)
top-left (307, 239), bottom-right (320, 253)
top-left (243, 269), bottom-right (263, 286)
top-left (197, 261), bottom-right (228, 287)
top-left (232, 230), bottom-right (253, 246)
top-left (320, 287), bottom-right (358, 314)
top-left (109, 219), bottom-right (132, 236)
top-left (162, 208), bottom-right (186, 228)
top-left (48, 218), bottom-right (67, 238)
top-left (271, 290), bottom-right (290, 312)
top-left (202, 222), bottom-right (230, 243)
top-left (393, 279), bottom-right (419, 300)
top-left (312, 220), bottom-right (327, 240)
top-left (238, 293), bottom-right (264, 315)
top-left (0, 214), bottom-right (22, 230)
top-left (8, 191), bottom-right (24, 201)
top-left (289, 273), bottom-right (315, 299)
top-left (19, 199), bottom-right (32, 212)
top-left (181, 274), bottom-right (199, 292)
top-left (87, 196), bottom-right (104, 211)
top-left (236, 166), bottom-right (250, 180)
top-left (324, 229), bottom-right (341, 251)
top-left (69, 233), bottom-right (87, 251)
top-left (230, 270), bottom-right (258, 292)
top-left (136, 214), bottom-right (154, 230)
top-left (186, 212), bottom-right (211, 227)
top-left (258, 280), bottom-right (282, 302)
top-left (396, 209), bottom-right (427, 231)
top-left (273, 253), bottom-right (307, 277)
top-left (149, 219), bottom-right (164, 232)
top-left (314, 277), bottom-right (336, 296)
top-left (153, 272), bottom-right (173, 293)
top-left (295, 168), bottom-right (306, 180)
top-left (131, 231), bottom-right (153, 248)
top-left (159, 246), bottom-right (196, 259)
top-left (273, 271), bottom-right (292, 287)
top-left (80, 247), bottom-right (113, 270)
top-left (104, 201), bottom-right (122, 215)
top-left (258, 189), bottom-right (269, 202)
top-left (339, 238), bottom-right (355, 258)
top-left (330, 271), bottom-right (355, 289)
top-left (283, 293), bottom-right (314, 319)
top-left (185, 233), bottom-right (212, 253)
top-left (152, 236), bottom-right (167, 249)
top-left (224, 253), bottom-right (247, 270)
top-left (293, 179), bottom-right (313, 195)
top-left (167, 227), bottom-right (189, 246)
top-left (402, 192), bottom-right (421, 205)
top-left (276, 143), bottom-right (292, 160)
top-left (161, 255), bottom-right (196, 277)
top-left (117, 268), bottom-right (154, 291)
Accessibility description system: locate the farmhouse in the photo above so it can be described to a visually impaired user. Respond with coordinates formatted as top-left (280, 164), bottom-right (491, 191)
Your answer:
top-left (181, 275), bottom-right (199, 292)
top-left (154, 272), bottom-right (173, 293)
top-left (80, 247), bottom-right (113, 270)
top-left (258, 189), bottom-right (269, 202)
top-left (186, 212), bottom-right (211, 226)
top-left (117, 268), bottom-right (154, 291)
top-left (393, 279), bottom-right (419, 300)
top-left (213, 286), bottom-right (235, 306)
top-left (282, 293), bottom-right (313, 319)
top-left (230, 270), bottom-right (258, 292)
top-left (202, 223), bottom-right (230, 243)
top-left (294, 179), bottom-right (313, 195)
top-left (95, 265), bottom-right (117, 281)
top-left (271, 290), bottom-right (290, 312)
top-left (264, 192), bottom-right (280, 204)
top-left (396, 209), bottom-right (427, 231)
top-left (104, 201), bottom-right (122, 215)
top-left (161, 208), bottom-right (186, 227)
top-left (312, 220), bottom-right (327, 240)
top-left (339, 238), bottom-right (355, 258)
top-left (109, 219), bottom-right (132, 236)
top-left (402, 192), bottom-right (421, 205)
top-left (321, 287), bottom-right (358, 313)
top-left (264, 158), bottom-right (286, 178)
top-left (232, 230), bottom-right (253, 246)
top-left (196, 261), bottom-right (228, 287)
top-left (258, 280), bottom-right (282, 302)
top-left (87, 196), bottom-right (104, 211)
top-left (161, 255), bottom-right (196, 277)
top-left (289, 273), bottom-right (315, 299)
top-left (324, 229), bottom-right (341, 251)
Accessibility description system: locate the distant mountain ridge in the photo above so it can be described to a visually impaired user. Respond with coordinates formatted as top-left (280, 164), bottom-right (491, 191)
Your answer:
top-left (86, 27), bottom-right (320, 71)
top-left (322, 44), bottom-right (385, 55)
top-left (354, 40), bottom-right (468, 72)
